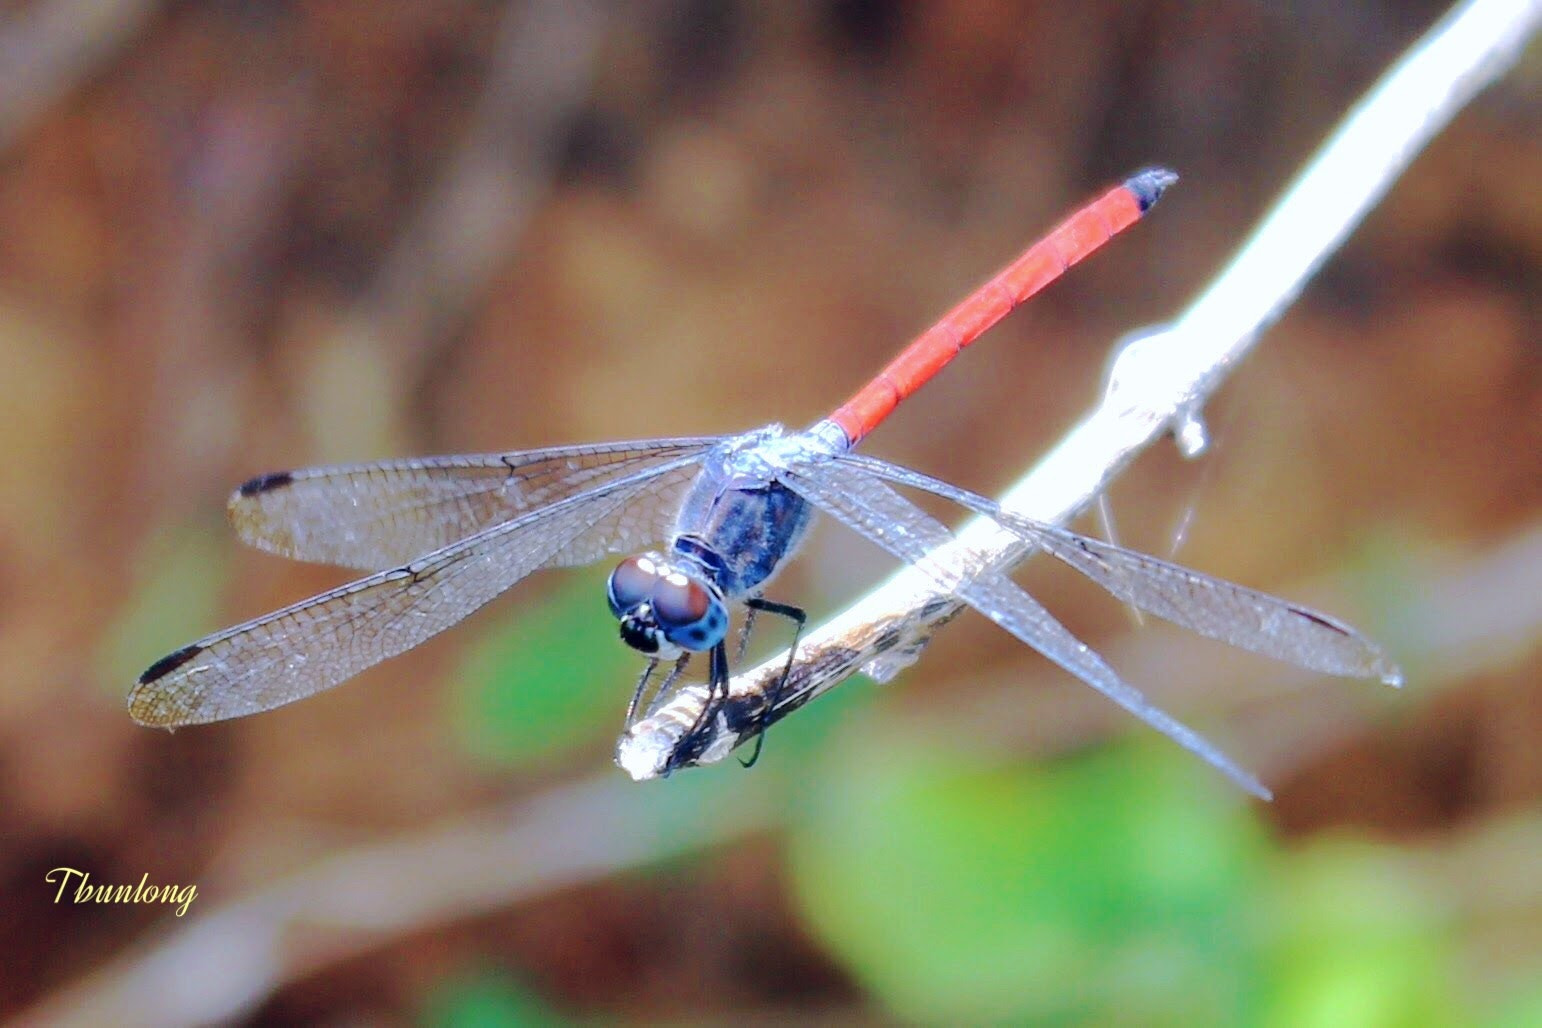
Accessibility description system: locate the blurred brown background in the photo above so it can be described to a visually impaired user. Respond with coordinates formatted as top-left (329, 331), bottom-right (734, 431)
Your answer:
top-left (1, 1), bottom-right (1538, 1023)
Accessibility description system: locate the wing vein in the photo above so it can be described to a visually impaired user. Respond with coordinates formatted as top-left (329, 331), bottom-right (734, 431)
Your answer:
top-left (131, 453), bottom-right (705, 726)
top-left (780, 458), bottom-right (1270, 799)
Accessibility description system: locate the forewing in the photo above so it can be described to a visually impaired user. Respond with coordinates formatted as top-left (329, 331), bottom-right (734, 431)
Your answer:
top-left (782, 459), bottom-right (1269, 799)
top-left (130, 455), bottom-right (700, 727)
top-left (229, 438), bottom-right (718, 571)
top-left (845, 454), bottom-right (1401, 685)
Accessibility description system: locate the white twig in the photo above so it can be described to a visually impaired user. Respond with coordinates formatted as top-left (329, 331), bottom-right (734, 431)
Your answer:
top-left (31, 524), bottom-right (1541, 1027)
top-left (912, 525), bottom-right (1542, 783)
top-left (30, 3), bottom-right (1536, 1020)
top-left (617, 0), bottom-right (1541, 777)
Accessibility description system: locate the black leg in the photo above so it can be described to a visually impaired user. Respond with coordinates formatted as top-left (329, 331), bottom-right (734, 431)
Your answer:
top-left (625, 659), bottom-right (657, 726)
top-left (647, 655), bottom-right (690, 720)
top-left (683, 641), bottom-right (730, 744)
top-left (628, 654), bottom-right (692, 727)
top-left (738, 596), bottom-right (807, 768)
top-left (733, 602), bottom-right (760, 667)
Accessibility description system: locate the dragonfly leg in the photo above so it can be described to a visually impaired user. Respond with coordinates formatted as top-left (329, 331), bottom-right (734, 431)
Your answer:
top-left (738, 597), bottom-right (807, 768)
top-left (733, 602), bottom-right (760, 667)
top-left (625, 659), bottom-right (659, 726)
top-left (644, 654), bottom-right (690, 720)
top-left (680, 641), bottom-right (732, 747)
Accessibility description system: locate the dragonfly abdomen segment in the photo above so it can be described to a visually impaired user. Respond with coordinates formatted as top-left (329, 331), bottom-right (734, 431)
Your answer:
top-left (826, 168), bottom-right (1177, 446)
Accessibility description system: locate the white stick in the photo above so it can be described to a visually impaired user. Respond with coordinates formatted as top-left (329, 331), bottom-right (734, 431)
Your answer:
top-left (616, 0), bottom-right (1541, 780)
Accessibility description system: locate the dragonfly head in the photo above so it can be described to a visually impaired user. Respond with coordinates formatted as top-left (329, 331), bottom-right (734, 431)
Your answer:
top-left (608, 553), bottom-right (729, 657)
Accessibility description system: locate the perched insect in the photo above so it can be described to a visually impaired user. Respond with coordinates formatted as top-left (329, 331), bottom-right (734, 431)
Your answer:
top-left (132, 169), bottom-right (1400, 797)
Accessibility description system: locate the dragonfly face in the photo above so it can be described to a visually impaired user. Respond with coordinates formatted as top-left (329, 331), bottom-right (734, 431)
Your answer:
top-left (607, 553), bottom-right (730, 658)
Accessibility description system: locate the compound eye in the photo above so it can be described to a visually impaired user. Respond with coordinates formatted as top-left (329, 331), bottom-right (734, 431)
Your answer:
top-left (607, 556), bottom-right (661, 616)
top-left (652, 571), bottom-right (712, 629)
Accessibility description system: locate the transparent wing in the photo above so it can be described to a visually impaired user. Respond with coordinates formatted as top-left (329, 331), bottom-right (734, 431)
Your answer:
top-left (843, 454), bottom-right (1401, 685)
top-left (781, 459), bottom-right (1269, 799)
top-left (130, 454), bottom-right (704, 727)
top-left (229, 437), bottom-right (720, 571)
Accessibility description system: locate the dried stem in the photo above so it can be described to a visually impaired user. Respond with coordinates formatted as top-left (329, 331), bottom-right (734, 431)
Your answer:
top-left (28, 525), bottom-right (1541, 1027)
top-left (618, 0), bottom-right (1542, 775)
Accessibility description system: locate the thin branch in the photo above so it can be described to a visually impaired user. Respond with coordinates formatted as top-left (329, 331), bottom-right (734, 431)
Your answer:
top-left (27, 524), bottom-right (1541, 1027)
top-left (28, 2), bottom-right (1538, 1022)
top-left (617, 0), bottom-right (1542, 778)
top-left (907, 525), bottom-right (1542, 785)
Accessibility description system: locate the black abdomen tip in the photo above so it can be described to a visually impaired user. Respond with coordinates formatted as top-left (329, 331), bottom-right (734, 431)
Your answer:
top-left (237, 470), bottom-right (294, 497)
top-left (1125, 167), bottom-right (1179, 211)
top-left (140, 643), bottom-right (204, 684)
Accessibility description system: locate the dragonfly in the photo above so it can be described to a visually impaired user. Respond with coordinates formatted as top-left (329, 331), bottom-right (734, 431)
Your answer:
top-left (131, 168), bottom-right (1400, 798)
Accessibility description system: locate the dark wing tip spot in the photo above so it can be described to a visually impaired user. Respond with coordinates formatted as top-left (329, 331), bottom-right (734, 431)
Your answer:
top-left (237, 470), bottom-right (294, 497)
top-left (1290, 605), bottom-right (1351, 636)
top-left (139, 643), bottom-right (204, 684)
top-left (1125, 167), bottom-right (1179, 212)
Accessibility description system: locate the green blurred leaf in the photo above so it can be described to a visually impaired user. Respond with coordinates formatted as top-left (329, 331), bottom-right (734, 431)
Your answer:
top-left (1484, 979), bottom-right (1542, 1028)
top-left (450, 568), bottom-right (636, 767)
top-left (1260, 838), bottom-right (1457, 1028)
top-left (98, 522), bottom-right (229, 693)
top-left (420, 967), bottom-right (562, 1028)
top-left (786, 728), bottom-right (1267, 1023)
